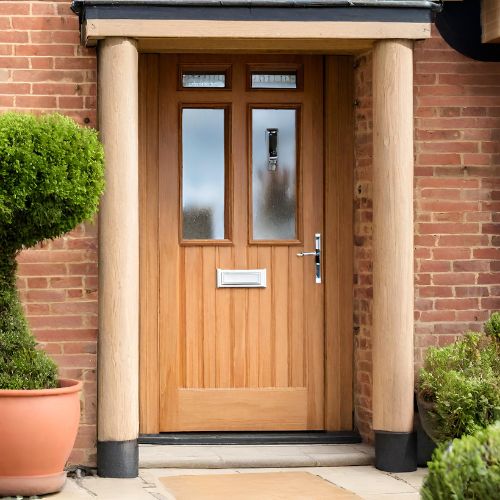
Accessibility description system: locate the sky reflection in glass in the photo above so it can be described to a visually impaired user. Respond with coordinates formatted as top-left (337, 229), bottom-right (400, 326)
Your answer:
top-left (182, 108), bottom-right (225, 240)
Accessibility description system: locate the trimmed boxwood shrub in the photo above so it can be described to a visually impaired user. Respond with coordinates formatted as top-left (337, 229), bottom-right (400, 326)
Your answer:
top-left (0, 113), bottom-right (104, 389)
top-left (485, 311), bottom-right (500, 342)
top-left (418, 330), bottom-right (500, 443)
top-left (421, 422), bottom-right (500, 500)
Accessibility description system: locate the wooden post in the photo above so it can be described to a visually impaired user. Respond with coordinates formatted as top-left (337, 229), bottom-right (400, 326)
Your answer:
top-left (97, 37), bottom-right (139, 478)
top-left (372, 39), bottom-right (416, 472)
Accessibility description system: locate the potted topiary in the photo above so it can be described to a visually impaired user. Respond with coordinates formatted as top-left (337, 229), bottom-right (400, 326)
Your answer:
top-left (416, 319), bottom-right (500, 447)
top-left (0, 113), bottom-right (104, 496)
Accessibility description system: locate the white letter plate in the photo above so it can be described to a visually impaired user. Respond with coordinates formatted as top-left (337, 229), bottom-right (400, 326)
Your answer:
top-left (216, 269), bottom-right (267, 288)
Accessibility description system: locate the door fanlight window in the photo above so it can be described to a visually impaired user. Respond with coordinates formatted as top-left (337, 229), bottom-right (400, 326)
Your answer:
top-left (251, 72), bottom-right (297, 89)
top-left (182, 73), bottom-right (226, 88)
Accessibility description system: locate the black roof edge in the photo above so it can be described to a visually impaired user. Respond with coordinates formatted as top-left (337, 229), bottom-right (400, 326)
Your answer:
top-left (71, 0), bottom-right (443, 16)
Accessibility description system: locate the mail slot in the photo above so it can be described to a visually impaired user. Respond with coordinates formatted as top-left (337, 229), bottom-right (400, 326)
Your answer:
top-left (216, 269), bottom-right (267, 288)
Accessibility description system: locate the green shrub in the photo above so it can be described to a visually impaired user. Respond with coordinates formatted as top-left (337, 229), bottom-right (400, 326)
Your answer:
top-left (0, 113), bottom-right (104, 389)
top-left (485, 311), bottom-right (500, 341)
top-left (418, 332), bottom-right (500, 442)
top-left (420, 422), bottom-right (500, 500)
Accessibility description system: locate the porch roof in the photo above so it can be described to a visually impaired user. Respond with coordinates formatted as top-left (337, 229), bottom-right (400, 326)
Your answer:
top-left (71, 1), bottom-right (442, 14)
top-left (72, 0), bottom-right (438, 50)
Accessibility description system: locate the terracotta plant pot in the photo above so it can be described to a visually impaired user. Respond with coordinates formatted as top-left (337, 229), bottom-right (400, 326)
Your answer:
top-left (0, 379), bottom-right (82, 497)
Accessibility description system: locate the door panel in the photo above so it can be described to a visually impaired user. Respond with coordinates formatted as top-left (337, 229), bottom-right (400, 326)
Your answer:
top-left (157, 55), bottom-right (323, 431)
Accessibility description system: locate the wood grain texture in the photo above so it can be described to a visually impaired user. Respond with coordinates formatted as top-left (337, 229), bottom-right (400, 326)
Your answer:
top-left (158, 54), bottom-right (181, 431)
top-left (175, 388), bottom-right (308, 431)
top-left (372, 40), bottom-right (414, 433)
top-left (324, 56), bottom-right (354, 431)
top-left (302, 56), bottom-right (325, 428)
top-left (140, 54), bottom-right (355, 433)
top-left (83, 19), bottom-right (431, 48)
top-left (97, 38), bottom-right (139, 442)
top-left (139, 54), bottom-right (160, 434)
top-left (482, 0), bottom-right (500, 43)
top-left (137, 37), bottom-right (375, 54)
top-left (155, 55), bottom-right (324, 431)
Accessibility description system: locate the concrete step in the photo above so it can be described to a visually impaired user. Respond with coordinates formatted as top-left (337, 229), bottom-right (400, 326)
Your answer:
top-left (139, 444), bottom-right (374, 468)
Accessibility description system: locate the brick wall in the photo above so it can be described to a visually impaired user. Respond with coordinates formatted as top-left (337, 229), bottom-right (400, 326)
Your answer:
top-left (0, 1), bottom-right (97, 466)
top-left (353, 27), bottom-right (500, 441)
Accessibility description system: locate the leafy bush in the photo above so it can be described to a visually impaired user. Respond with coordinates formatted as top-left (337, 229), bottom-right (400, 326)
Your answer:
top-left (418, 331), bottom-right (500, 442)
top-left (485, 311), bottom-right (500, 341)
top-left (0, 113), bottom-right (104, 389)
top-left (420, 422), bottom-right (500, 500)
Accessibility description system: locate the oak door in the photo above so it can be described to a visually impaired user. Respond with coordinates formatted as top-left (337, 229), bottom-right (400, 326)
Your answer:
top-left (157, 55), bottom-right (324, 431)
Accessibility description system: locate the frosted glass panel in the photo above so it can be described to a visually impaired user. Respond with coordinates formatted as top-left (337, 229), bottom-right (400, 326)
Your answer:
top-left (182, 108), bottom-right (225, 239)
top-left (182, 73), bottom-right (226, 88)
top-left (252, 109), bottom-right (297, 240)
top-left (251, 73), bottom-right (297, 89)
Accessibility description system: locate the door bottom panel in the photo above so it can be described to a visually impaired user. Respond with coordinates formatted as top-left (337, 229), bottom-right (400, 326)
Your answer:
top-left (164, 388), bottom-right (322, 432)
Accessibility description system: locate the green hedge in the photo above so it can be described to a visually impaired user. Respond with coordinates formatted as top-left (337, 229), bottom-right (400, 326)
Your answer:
top-left (485, 312), bottom-right (500, 342)
top-left (418, 331), bottom-right (500, 442)
top-left (421, 422), bottom-right (500, 500)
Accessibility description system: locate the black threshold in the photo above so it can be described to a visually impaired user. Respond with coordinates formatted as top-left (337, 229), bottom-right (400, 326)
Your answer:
top-left (139, 431), bottom-right (362, 445)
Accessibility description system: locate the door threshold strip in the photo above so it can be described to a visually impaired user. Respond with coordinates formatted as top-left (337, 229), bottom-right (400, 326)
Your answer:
top-left (139, 431), bottom-right (362, 446)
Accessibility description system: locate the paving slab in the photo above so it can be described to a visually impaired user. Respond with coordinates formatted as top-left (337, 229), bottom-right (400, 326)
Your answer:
top-left (140, 444), bottom-right (374, 468)
top-left (316, 466), bottom-right (420, 496)
top-left (16, 463), bottom-right (425, 499)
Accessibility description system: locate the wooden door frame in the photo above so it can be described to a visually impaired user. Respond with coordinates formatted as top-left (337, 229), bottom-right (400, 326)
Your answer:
top-left (138, 54), bottom-right (354, 434)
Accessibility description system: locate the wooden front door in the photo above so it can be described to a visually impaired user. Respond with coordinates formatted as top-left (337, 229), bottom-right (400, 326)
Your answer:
top-left (148, 55), bottom-right (324, 432)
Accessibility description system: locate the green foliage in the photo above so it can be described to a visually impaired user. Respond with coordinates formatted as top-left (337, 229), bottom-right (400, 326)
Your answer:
top-left (418, 332), bottom-right (500, 442)
top-left (420, 422), bottom-right (500, 500)
top-left (0, 112), bottom-right (104, 252)
top-left (0, 255), bottom-right (58, 389)
top-left (485, 311), bottom-right (500, 341)
top-left (0, 113), bottom-right (104, 390)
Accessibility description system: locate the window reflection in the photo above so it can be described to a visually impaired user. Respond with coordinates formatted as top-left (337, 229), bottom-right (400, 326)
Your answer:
top-left (182, 108), bottom-right (226, 240)
top-left (251, 73), bottom-right (297, 89)
top-left (252, 109), bottom-right (297, 240)
top-left (182, 73), bottom-right (226, 88)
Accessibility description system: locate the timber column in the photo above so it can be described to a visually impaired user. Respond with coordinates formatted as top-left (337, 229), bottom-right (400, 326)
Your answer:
top-left (372, 39), bottom-right (416, 472)
top-left (97, 38), bottom-right (139, 478)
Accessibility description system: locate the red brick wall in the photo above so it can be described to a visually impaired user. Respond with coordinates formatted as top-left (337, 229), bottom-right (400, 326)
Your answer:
top-left (1, 3), bottom-right (499, 460)
top-left (353, 27), bottom-right (500, 441)
top-left (0, 1), bottom-right (97, 466)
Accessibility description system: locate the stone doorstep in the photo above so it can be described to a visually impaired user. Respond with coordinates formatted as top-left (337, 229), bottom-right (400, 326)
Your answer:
top-left (139, 444), bottom-right (374, 469)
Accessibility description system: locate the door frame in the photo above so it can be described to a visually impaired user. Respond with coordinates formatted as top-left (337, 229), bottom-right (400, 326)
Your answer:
top-left (138, 54), bottom-right (354, 434)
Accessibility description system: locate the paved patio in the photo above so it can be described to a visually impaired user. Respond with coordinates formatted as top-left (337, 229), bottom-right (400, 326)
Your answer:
top-left (45, 465), bottom-right (427, 499)
top-left (2, 445), bottom-right (427, 499)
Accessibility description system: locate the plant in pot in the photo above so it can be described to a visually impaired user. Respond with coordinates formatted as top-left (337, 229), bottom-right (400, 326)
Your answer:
top-left (416, 317), bottom-right (500, 448)
top-left (0, 113), bottom-right (104, 496)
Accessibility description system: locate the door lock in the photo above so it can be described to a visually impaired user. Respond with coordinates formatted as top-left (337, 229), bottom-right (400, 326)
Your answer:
top-left (297, 233), bottom-right (321, 283)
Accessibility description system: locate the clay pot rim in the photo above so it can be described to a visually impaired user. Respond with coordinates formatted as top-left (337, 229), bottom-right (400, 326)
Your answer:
top-left (0, 378), bottom-right (82, 397)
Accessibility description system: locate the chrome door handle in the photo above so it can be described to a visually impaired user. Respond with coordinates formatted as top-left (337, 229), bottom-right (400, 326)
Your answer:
top-left (296, 233), bottom-right (321, 284)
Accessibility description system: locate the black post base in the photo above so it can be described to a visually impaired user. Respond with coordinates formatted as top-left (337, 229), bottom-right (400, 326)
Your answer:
top-left (97, 439), bottom-right (138, 478)
top-left (374, 431), bottom-right (417, 472)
